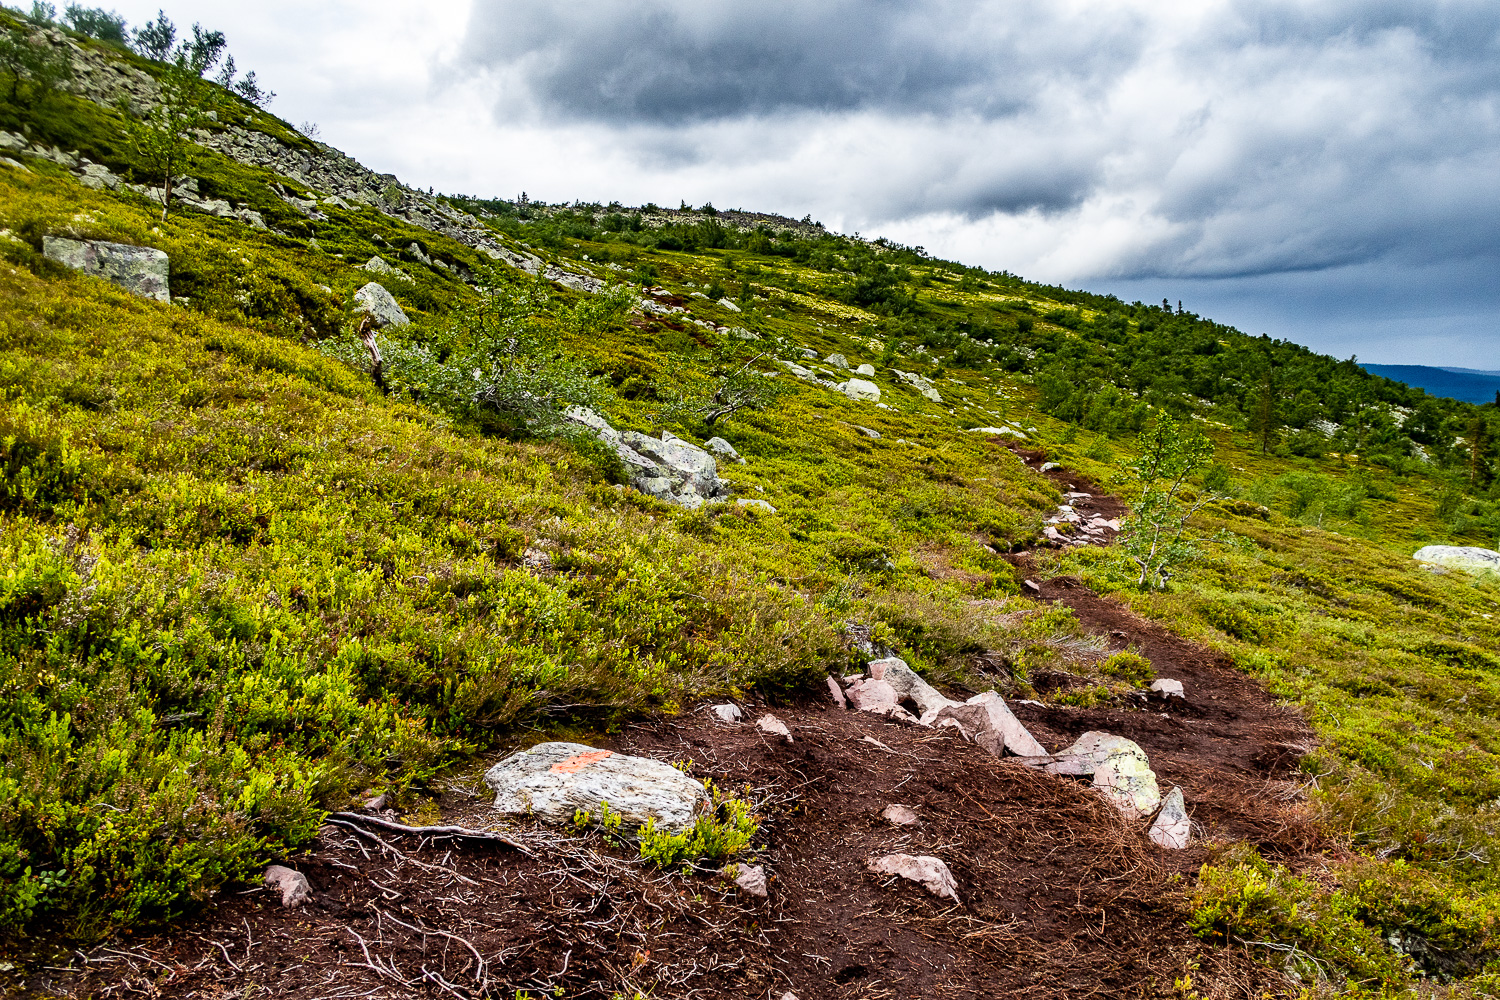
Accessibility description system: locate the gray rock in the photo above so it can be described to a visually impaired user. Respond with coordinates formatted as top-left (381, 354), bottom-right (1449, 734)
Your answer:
top-left (711, 703), bottom-right (743, 724)
top-left (408, 242), bottom-right (432, 265)
top-left (825, 353), bottom-right (850, 369)
top-left (42, 237), bottom-right (169, 302)
top-left (1041, 462), bottom-right (1061, 472)
top-left (263, 865), bottom-right (311, 908)
top-left (852, 425), bottom-right (881, 439)
top-left (1149, 786), bottom-right (1190, 849)
top-left (969, 426), bottom-right (1027, 439)
top-left (843, 378), bottom-right (881, 402)
top-left (704, 437), bottom-right (744, 462)
top-left (615, 429), bottom-right (732, 508)
top-left (934, 691), bottom-right (1049, 757)
top-left (1031, 731), bottom-right (1141, 776)
top-left (800, 348), bottom-right (819, 360)
top-left (363, 255), bottom-right (412, 282)
top-left (882, 803), bottom-right (919, 826)
top-left (867, 854), bottom-right (960, 903)
top-left (1150, 678), bottom-right (1185, 699)
top-left (353, 282), bottom-right (410, 328)
top-left (484, 742), bottom-right (709, 834)
top-left (1414, 545), bottom-right (1500, 575)
top-left (855, 363), bottom-right (877, 376)
top-left (717, 297), bottom-right (742, 312)
top-left (736, 498), bottom-right (777, 513)
top-left (893, 370), bottom-right (943, 403)
top-left (77, 162), bottom-right (119, 190)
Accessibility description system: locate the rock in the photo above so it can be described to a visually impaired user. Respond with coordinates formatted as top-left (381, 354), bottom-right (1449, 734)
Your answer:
top-left (484, 742), bottom-right (709, 834)
top-left (1023, 579), bottom-right (1041, 592)
top-left (717, 296), bottom-right (742, 312)
top-left (852, 424), bottom-right (881, 439)
top-left (825, 353), bottom-right (850, 369)
top-left (736, 498), bottom-right (777, 513)
top-left (711, 703), bottom-right (743, 724)
top-left (77, 162), bottom-right (119, 190)
top-left (1414, 545), bottom-right (1500, 575)
top-left (42, 237), bottom-right (169, 302)
top-left (777, 359), bottom-right (817, 380)
top-left (893, 370), bottom-right (943, 403)
top-left (730, 863), bottom-right (768, 898)
top-left (1149, 786), bottom-right (1190, 849)
top-left (827, 676), bottom-right (848, 709)
top-left (1041, 462), bottom-right (1061, 472)
top-left (1093, 745), bottom-right (1162, 819)
top-left (969, 426), bottom-right (1027, 439)
top-left (867, 854), bottom-right (960, 904)
top-left (353, 281), bottom-right (410, 328)
top-left (845, 676), bottom-right (900, 714)
top-left (1033, 731), bottom-right (1142, 776)
top-left (1150, 678), bottom-right (1185, 699)
top-left (565, 409), bottom-right (732, 508)
top-left (704, 437), bottom-right (744, 462)
top-left (843, 378), bottom-right (881, 402)
top-left (362, 255), bottom-right (411, 281)
top-left (263, 865), bottom-right (311, 908)
top-left (868, 658), bottom-right (958, 720)
top-left (408, 242), bottom-right (432, 265)
top-left (757, 714), bottom-right (792, 739)
top-left (855, 363), bottom-right (877, 376)
top-left (933, 692), bottom-right (1048, 758)
top-left (882, 804), bottom-right (919, 826)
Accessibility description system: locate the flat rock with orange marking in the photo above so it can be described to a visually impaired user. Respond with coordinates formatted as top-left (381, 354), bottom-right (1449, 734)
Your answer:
top-left (484, 742), bottom-right (710, 834)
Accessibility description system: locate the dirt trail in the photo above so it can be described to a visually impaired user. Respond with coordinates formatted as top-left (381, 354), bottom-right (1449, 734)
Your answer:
top-left (32, 463), bottom-right (1317, 1000)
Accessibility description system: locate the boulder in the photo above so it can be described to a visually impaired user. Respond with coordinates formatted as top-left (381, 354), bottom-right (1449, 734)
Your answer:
top-left (855, 363), bottom-right (877, 376)
top-left (969, 426), bottom-right (1027, 439)
top-left (867, 854), bottom-right (960, 903)
top-left (717, 296), bottom-right (742, 312)
top-left (263, 865), bottom-right (311, 908)
top-left (1150, 678), bottom-right (1185, 699)
top-left (825, 353), bottom-right (851, 369)
top-left (868, 658), bottom-right (958, 720)
top-left (564, 409), bottom-right (732, 509)
top-left (1414, 545), bottom-right (1500, 575)
top-left (736, 498), bottom-right (777, 513)
top-left (1032, 731), bottom-right (1141, 776)
top-left (853, 425), bottom-right (881, 439)
top-left (845, 677), bottom-right (900, 714)
top-left (1149, 786), bottom-right (1190, 849)
top-left (826, 676), bottom-right (848, 709)
top-left (843, 378), bottom-right (881, 402)
top-left (353, 281), bottom-right (410, 328)
top-left (704, 437), bottom-right (744, 463)
top-left (42, 236), bottom-right (169, 302)
top-left (1092, 744), bottom-right (1161, 819)
top-left (484, 742), bottom-right (709, 834)
top-left (882, 803), bottom-right (919, 826)
top-left (757, 714), bottom-right (792, 739)
top-left (711, 703), bottom-right (743, 724)
top-left (934, 692), bottom-right (1048, 758)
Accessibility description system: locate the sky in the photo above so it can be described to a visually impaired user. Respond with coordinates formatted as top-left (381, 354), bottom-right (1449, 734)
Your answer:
top-left (102, 0), bottom-right (1500, 368)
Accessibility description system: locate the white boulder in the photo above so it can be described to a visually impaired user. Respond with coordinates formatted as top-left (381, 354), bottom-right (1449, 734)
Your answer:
top-left (855, 363), bottom-right (877, 376)
top-left (825, 353), bottom-right (851, 369)
top-left (757, 714), bottom-right (792, 739)
top-left (934, 692), bottom-right (1048, 758)
top-left (843, 378), bottom-right (881, 402)
top-left (564, 409), bottom-right (732, 509)
top-left (867, 658), bottom-right (957, 720)
top-left (1150, 678), bottom-right (1185, 699)
top-left (1414, 545), bottom-right (1500, 575)
top-left (711, 703), bottom-right (743, 724)
top-left (484, 742), bottom-right (709, 834)
top-left (43, 236), bottom-right (169, 302)
top-left (867, 854), bottom-right (960, 904)
top-left (353, 281), bottom-right (410, 328)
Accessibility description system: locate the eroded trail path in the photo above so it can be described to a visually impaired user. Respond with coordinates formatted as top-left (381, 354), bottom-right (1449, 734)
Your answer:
top-left (35, 465), bottom-right (1318, 1000)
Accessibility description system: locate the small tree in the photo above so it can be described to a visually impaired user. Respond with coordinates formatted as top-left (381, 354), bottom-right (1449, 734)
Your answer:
top-left (663, 341), bottom-right (792, 428)
top-left (129, 8), bottom-right (173, 61)
top-left (63, 5), bottom-right (128, 44)
top-left (116, 54), bottom-right (218, 221)
top-left (1119, 413), bottom-right (1216, 589)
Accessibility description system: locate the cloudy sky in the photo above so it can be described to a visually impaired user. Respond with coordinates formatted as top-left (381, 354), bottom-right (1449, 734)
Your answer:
top-left (106, 0), bottom-right (1500, 367)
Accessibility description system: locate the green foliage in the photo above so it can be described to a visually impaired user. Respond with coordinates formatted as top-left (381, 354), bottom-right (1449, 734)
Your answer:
top-left (661, 340), bottom-right (793, 429)
top-left (0, 20), bottom-right (71, 107)
top-left (1190, 846), bottom-right (1410, 989)
top-left (62, 5), bottom-right (126, 44)
top-left (636, 780), bottom-right (759, 869)
top-left (1098, 650), bottom-right (1153, 686)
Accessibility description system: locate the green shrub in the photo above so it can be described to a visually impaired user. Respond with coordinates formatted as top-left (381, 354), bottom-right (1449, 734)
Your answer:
top-left (1099, 650), bottom-right (1153, 687)
top-left (636, 780), bottom-right (760, 870)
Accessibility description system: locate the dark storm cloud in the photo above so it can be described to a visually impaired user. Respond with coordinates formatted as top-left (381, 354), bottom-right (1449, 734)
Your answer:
top-left (456, 1), bottom-right (1500, 363)
top-left (459, 0), bottom-right (1145, 124)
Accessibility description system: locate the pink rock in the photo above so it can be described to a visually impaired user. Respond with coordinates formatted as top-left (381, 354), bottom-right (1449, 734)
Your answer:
top-left (263, 865), bottom-right (311, 908)
top-left (1149, 786), bottom-right (1190, 849)
top-left (827, 676), bottom-right (848, 709)
top-left (757, 714), bottom-right (792, 740)
top-left (935, 692), bottom-right (1047, 758)
top-left (846, 677), bottom-right (899, 713)
top-left (867, 853), bottom-right (960, 903)
top-left (883, 804), bottom-right (919, 826)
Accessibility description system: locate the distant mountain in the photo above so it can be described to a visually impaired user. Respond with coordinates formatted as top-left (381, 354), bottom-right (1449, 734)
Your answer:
top-left (1360, 364), bottom-right (1500, 405)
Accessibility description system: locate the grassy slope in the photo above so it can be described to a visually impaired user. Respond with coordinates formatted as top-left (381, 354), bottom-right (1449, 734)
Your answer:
top-left (2, 59), bottom-right (1500, 992)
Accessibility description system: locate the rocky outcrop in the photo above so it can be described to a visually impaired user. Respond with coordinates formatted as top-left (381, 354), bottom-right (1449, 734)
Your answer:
top-left (484, 742), bottom-right (709, 834)
top-left (42, 236), bottom-right (169, 302)
top-left (1414, 545), bottom-right (1500, 575)
top-left (353, 282), bottom-right (409, 328)
top-left (565, 407), bottom-right (732, 509)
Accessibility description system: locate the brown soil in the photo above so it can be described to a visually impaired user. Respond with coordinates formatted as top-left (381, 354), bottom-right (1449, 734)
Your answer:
top-left (30, 468), bottom-right (1316, 1000)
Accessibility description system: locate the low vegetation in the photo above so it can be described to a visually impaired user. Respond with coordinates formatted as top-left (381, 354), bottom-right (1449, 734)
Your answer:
top-left (3, 9), bottom-right (1500, 995)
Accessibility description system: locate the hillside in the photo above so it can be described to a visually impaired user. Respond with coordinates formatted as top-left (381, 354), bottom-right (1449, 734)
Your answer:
top-left (3, 10), bottom-right (1500, 999)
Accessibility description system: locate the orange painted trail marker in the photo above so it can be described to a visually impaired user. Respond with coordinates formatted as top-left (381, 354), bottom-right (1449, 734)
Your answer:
top-left (551, 749), bottom-right (614, 774)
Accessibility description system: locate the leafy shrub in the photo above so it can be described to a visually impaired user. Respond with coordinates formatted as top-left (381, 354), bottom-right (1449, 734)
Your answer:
top-left (636, 780), bottom-right (760, 870)
top-left (1099, 651), bottom-right (1153, 687)
top-left (1201, 595), bottom-right (1295, 644)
